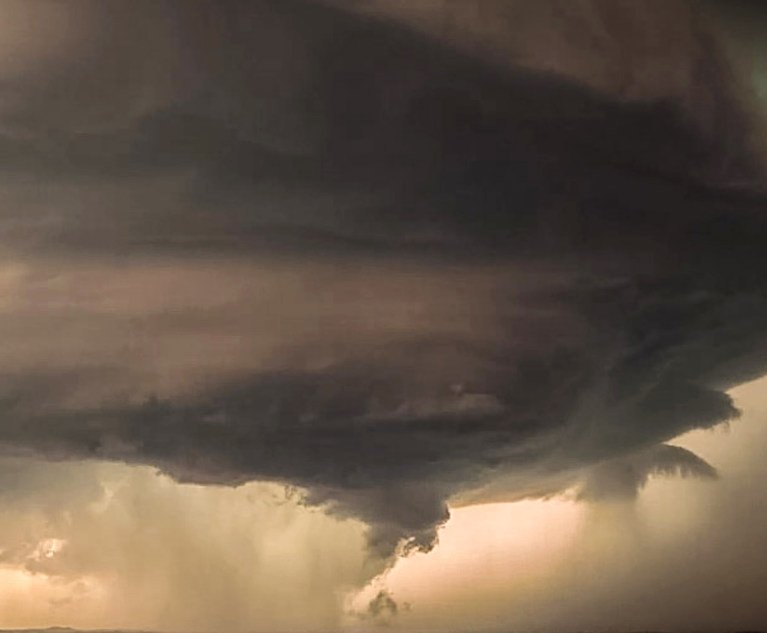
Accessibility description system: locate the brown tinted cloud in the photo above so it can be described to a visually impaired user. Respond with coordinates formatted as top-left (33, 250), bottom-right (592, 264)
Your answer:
top-left (0, 0), bottom-right (765, 566)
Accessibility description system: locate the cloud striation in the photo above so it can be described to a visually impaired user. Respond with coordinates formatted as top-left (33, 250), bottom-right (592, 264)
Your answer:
top-left (0, 0), bottom-right (765, 559)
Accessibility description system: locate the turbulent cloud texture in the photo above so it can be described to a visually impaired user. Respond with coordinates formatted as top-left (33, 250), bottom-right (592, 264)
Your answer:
top-left (0, 0), bottom-right (766, 557)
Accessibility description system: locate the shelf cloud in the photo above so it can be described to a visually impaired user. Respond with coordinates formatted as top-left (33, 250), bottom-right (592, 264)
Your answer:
top-left (0, 0), bottom-right (765, 561)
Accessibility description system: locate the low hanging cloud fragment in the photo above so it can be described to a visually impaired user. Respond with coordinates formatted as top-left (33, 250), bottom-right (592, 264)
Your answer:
top-left (366, 590), bottom-right (399, 622)
top-left (0, 0), bottom-right (766, 558)
top-left (577, 444), bottom-right (720, 502)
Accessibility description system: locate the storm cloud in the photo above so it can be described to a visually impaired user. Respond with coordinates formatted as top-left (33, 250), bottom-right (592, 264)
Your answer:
top-left (0, 0), bottom-right (766, 558)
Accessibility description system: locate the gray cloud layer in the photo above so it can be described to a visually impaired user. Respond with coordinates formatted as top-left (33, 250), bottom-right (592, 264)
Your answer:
top-left (0, 0), bottom-right (766, 557)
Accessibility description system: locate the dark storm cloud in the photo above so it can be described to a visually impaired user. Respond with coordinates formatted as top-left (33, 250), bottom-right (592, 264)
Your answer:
top-left (1, 1), bottom-right (762, 260)
top-left (0, 0), bottom-right (766, 556)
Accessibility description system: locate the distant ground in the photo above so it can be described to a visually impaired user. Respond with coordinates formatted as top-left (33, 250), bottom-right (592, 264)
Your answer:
top-left (1, 629), bottom-right (766, 633)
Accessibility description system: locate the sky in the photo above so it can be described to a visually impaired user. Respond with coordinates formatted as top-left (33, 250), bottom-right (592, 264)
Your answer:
top-left (1, 1), bottom-right (767, 631)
